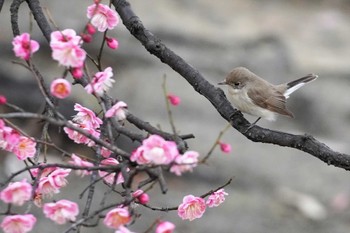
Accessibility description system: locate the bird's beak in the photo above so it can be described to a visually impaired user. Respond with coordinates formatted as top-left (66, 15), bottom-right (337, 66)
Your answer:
top-left (217, 80), bottom-right (227, 85)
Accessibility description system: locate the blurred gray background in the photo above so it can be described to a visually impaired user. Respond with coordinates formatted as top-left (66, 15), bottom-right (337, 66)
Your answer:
top-left (1, 0), bottom-right (350, 232)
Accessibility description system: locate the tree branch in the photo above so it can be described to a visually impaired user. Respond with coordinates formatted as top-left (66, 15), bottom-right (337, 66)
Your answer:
top-left (112, 0), bottom-right (350, 171)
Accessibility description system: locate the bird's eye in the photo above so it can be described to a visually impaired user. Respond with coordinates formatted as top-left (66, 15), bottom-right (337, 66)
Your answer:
top-left (234, 82), bottom-right (240, 87)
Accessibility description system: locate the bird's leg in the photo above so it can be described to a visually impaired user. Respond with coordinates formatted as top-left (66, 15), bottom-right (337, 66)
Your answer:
top-left (244, 117), bottom-right (261, 133)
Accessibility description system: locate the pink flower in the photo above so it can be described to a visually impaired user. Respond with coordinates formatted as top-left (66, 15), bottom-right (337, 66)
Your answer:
top-left (0, 179), bottom-right (32, 206)
top-left (105, 101), bottom-right (127, 121)
top-left (12, 136), bottom-right (36, 160)
top-left (43, 199), bottom-right (79, 224)
top-left (1, 214), bottom-right (36, 233)
top-left (219, 142), bottom-right (231, 154)
top-left (69, 154), bottom-right (93, 177)
top-left (0, 95), bottom-right (7, 105)
top-left (206, 188), bottom-right (228, 208)
top-left (132, 190), bottom-right (150, 204)
top-left (71, 67), bottom-right (83, 79)
top-left (170, 151), bottom-right (199, 176)
top-left (0, 124), bottom-right (20, 152)
top-left (50, 79), bottom-right (71, 99)
top-left (103, 207), bottom-right (131, 229)
top-left (155, 221), bottom-right (175, 233)
top-left (178, 195), bottom-right (206, 221)
top-left (167, 94), bottom-right (181, 106)
top-left (87, 4), bottom-right (119, 32)
top-left (12, 33), bottom-right (39, 60)
top-left (50, 29), bottom-right (86, 68)
top-left (85, 67), bottom-right (115, 96)
top-left (37, 168), bottom-right (71, 197)
top-left (106, 37), bottom-right (119, 49)
top-left (101, 145), bottom-right (112, 158)
top-left (130, 135), bottom-right (179, 165)
top-left (98, 158), bottom-right (125, 185)
top-left (86, 23), bottom-right (96, 35)
top-left (64, 121), bottom-right (100, 147)
top-left (72, 103), bottom-right (102, 129)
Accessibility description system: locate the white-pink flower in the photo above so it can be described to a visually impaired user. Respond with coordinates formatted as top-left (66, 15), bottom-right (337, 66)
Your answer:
top-left (12, 33), bottom-right (39, 60)
top-left (130, 135), bottom-right (179, 165)
top-left (64, 121), bottom-right (100, 147)
top-left (50, 29), bottom-right (86, 68)
top-left (37, 168), bottom-right (71, 197)
top-left (69, 154), bottom-right (93, 177)
top-left (170, 151), bottom-right (199, 176)
top-left (98, 158), bottom-right (125, 185)
top-left (178, 195), bottom-right (206, 221)
top-left (206, 188), bottom-right (228, 208)
top-left (155, 221), bottom-right (175, 233)
top-left (103, 207), bottom-right (131, 229)
top-left (43, 199), bottom-right (79, 224)
top-left (85, 67), bottom-right (115, 96)
top-left (0, 179), bottom-right (32, 206)
top-left (0, 122), bottom-right (20, 152)
top-left (50, 79), bottom-right (71, 99)
top-left (12, 136), bottom-right (36, 160)
top-left (105, 101), bottom-right (127, 121)
top-left (72, 103), bottom-right (102, 129)
top-left (87, 4), bottom-right (119, 32)
top-left (1, 214), bottom-right (36, 233)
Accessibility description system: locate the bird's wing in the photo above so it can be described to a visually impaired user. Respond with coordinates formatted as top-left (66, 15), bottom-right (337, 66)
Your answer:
top-left (247, 86), bottom-right (294, 118)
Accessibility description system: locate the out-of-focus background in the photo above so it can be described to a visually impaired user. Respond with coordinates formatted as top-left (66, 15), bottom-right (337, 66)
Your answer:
top-left (1, 0), bottom-right (350, 232)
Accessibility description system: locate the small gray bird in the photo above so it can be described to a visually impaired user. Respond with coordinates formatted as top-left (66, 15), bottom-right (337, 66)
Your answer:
top-left (218, 67), bottom-right (317, 125)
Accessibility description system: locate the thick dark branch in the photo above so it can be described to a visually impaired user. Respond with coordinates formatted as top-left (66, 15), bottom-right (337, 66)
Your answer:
top-left (112, 0), bottom-right (350, 171)
top-left (25, 0), bottom-right (52, 41)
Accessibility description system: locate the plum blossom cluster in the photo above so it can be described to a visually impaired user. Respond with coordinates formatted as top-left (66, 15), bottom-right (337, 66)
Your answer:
top-left (12, 32), bottom-right (39, 60)
top-left (178, 189), bottom-right (229, 221)
top-left (0, 119), bottom-right (36, 160)
top-left (64, 103), bottom-right (102, 147)
top-left (131, 135), bottom-right (199, 176)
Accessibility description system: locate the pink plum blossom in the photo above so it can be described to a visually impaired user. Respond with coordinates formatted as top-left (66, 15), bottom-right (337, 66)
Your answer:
top-left (1, 214), bottom-right (36, 233)
top-left (50, 79), bottom-right (71, 99)
top-left (87, 4), bottom-right (119, 32)
top-left (155, 221), bottom-right (175, 233)
top-left (178, 195), bottom-right (206, 221)
top-left (50, 29), bottom-right (86, 68)
top-left (12, 136), bottom-right (36, 160)
top-left (69, 154), bottom-right (93, 177)
top-left (103, 207), bottom-right (131, 229)
top-left (106, 37), bottom-right (119, 49)
top-left (130, 135), bottom-right (179, 165)
top-left (43, 199), bottom-right (79, 224)
top-left (167, 94), bottom-right (181, 106)
top-left (64, 121), bottom-right (100, 147)
top-left (219, 142), bottom-right (231, 154)
top-left (132, 190), bottom-right (150, 204)
top-left (170, 151), bottom-right (199, 176)
top-left (71, 67), bottom-right (83, 79)
top-left (37, 168), bottom-right (71, 197)
top-left (85, 67), bottom-right (115, 96)
top-left (86, 23), bottom-right (96, 35)
top-left (12, 33), bottom-right (39, 60)
top-left (0, 179), bottom-right (32, 206)
top-left (0, 123), bottom-right (20, 152)
top-left (72, 103), bottom-right (102, 129)
top-left (0, 95), bottom-right (7, 105)
top-left (105, 101), bottom-right (127, 120)
top-left (206, 188), bottom-right (228, 208)
top-left (101, 145), bottom-right (112, 158)
top-left (98, 158), bottom-right (125, 185)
